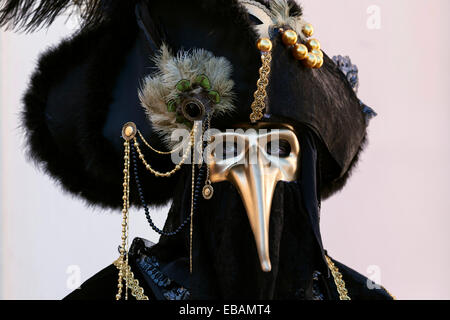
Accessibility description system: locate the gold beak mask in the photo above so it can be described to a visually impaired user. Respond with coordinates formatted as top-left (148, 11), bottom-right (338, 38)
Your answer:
top-left (207, 123), bottom-right (300, 272)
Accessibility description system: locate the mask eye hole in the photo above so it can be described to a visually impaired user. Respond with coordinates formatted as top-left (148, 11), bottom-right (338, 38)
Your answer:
top-left (266, 139), bottom-right (291, 158)
top-left (212, 137), bottom-right (242, 160)
top-left (221, 140), bottom-right (240, 159)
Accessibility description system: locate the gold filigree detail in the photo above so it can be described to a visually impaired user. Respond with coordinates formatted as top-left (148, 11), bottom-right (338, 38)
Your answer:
top-left (250, 52), bottom-right (272, 122)
top-left (325, 255), bottom-right (351, 300)
top-left (114, 258), bottom-right (149, 300)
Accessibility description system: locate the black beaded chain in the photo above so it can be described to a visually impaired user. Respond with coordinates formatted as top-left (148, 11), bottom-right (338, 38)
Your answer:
top-left (131, 142), bottom-right (206, 236)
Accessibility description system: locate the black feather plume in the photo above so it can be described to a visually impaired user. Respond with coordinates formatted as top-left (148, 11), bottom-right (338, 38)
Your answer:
top-left (0, 0), bottom-right (119, 32)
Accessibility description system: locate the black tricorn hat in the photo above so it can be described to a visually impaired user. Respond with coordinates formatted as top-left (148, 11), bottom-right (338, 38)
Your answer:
top-left (0, 0), bottom-right (371, 208)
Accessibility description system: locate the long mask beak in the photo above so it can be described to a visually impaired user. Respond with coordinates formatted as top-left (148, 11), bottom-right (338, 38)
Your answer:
top-left (208, 126), bottom-right (300, 272)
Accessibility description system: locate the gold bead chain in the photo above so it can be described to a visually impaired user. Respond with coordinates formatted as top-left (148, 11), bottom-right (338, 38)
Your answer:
top-left (201, 115), bottom-right (214, 200)
top-left (325, 255), bottom-right (351, 300)
top-left (137, 129), bottom-right (186, 155)
top-left (250, 52), bottom-right (272, 123)
top-left (189, 128), bottom-right (196, 274)
top-left (116, 140), bottom-right (131, 300)
top-left (133, 124), bottom-right (198, 177)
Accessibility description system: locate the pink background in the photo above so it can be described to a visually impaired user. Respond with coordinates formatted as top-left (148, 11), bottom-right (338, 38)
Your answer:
top-left (1, 0), bottom-right (449, 299)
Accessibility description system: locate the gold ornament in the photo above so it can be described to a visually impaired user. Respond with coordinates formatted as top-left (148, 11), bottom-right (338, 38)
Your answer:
top-left (281, 29), bottom-right (298, 46)
top-left (276, 24), bottom-right (324, 70)
top-left (314, 55), bottom-right (324, 69)
top-left (325, 255), bottom-right (351, 300)
top-left (311, 48), bottom-right (323, 58)
top-left (202, 116), bottom-right (214, 200)
top-left (292, 43), bottom-right (308, 60)
top-left (122, 122), bottom-right (137, 141)
top-left (307, 38), bottom-right (321, 50)
top-left (249, 50), bottom-right (272, 122)
top-left (302, 23), bottom-right (314, 37)
top-left (303, 53), bottom-right (318, 68)
top-left (114, 259), bottom-right (148, 300)
top-left (256, 38), bottom-right (273, 52)
top-left (202, 183), bottom-right (214, 200)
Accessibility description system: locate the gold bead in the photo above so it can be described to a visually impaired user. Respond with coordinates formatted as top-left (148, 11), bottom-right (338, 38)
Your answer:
top-left (281, 30), bottom-right (298, 46)
top-left (302, 23), bottom-right (314, 37)
top-left (311, 48), bottom-right (323, 58)
top-left (303, 53), bottom-right (318, 68)
top-left (292, 43), bottom-right (308, 60)
top-left (314, 55), bottom-right (324, 69)
top-left (124, 126), bottom-right (134, 137)
top-left (307, 38), bottom-right (321, 50)
top-left (257, 38), bottom-right (273, 52)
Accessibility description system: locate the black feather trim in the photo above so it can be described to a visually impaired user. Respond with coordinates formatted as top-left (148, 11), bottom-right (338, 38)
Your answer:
top-left (0, 0), bottom-right (137, 32)
top-left (20, 2), bottom-right (165, 209)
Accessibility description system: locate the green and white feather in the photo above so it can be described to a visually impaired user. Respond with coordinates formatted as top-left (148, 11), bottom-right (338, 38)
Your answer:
top-left (139, 44), bottom-right (235, 146)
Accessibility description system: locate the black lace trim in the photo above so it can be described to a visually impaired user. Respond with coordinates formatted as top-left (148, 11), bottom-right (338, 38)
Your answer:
top-left (137, 256), bottom-right (191, 300)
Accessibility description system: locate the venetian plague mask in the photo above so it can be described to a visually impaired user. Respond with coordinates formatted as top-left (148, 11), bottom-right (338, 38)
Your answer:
top-left (116, 0), bottom-right (321, 299)
top-left (206, 123), bottom-right (300, 272)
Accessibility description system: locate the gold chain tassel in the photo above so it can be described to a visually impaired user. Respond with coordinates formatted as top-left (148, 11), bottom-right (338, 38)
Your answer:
top-left (116, 140), bottom-right (131, 300)
top-left (250, 52), bottom-right (272, 123)
top-left (189, 124), bottom-right (197, 274)
top-left (114, 258), bottom-right (149, 300)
